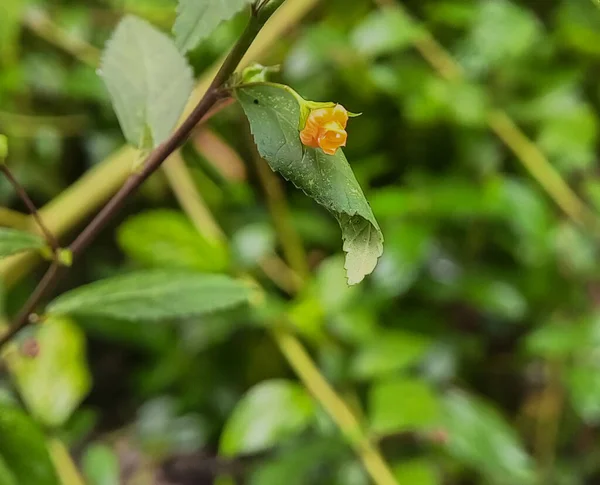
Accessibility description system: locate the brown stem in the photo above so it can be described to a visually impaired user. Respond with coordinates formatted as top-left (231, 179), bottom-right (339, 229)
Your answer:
top-left (0, 5), bottom-right (280, 348)
top-left (0, 261), bottom-right (62, 344)
top-left (0, 165), bottom-right (59, 251)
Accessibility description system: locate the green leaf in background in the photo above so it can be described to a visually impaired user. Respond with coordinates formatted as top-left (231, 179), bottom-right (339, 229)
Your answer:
top-left (236, 83), bottom-right (383, 285)
top-left (556, 1), bottom-right (600, 56)
top-left (0, 228), bottom-right (45, 259)
top-left (567, 362), bottom-right (600, 423)
top-left (351, 7), bottom-right (419, 58)
top-left (538, 102), bottom-right (598, 173)
top-left (220, 379), bottom-right (316, 456)
top-left (99, 15), bottom-right (193, 149)
top-left (459, 0), bottom-right (541, 75)
top-left (173, 0), bottom-right (254, 53)
top-left (117, 210), bottom-right (229, 272)
top-left (82, 443), bottom-right (120, 485)
top-left (231, 222), bottom-right (276, 267)
top-left (393, 459), bottom-right (440, 485)
top-left (135, 396), bottom-right (207, 457)
top-left (0, 457), bottom-right (16, 485)
top-left (462, 277), bottom-right (527, 321)
top-left (47, 271), bottom-right (251, 321)
top-left (249, 438), bottom-right (346, 485)
top-left (351, 330), bottom-right (431, 379)
top-left (7, 317), bottom-right (91, 428)
top-left (0, 0), bottom-right (24, 64)
top-left (442, 391), bottom-right (535, 485)
top-left (372, 221), bottom-right (432, 297)
top-left (526, 319), bottom-right (592, 359)
top-left (0, 403), bottom-right (60, 485)
top-left (369, 378), bottom-right (441, 435)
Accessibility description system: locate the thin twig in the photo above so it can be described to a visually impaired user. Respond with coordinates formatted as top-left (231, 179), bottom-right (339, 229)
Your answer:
top-left (23, 8), bottom-right (100, 66)
top-left (162, 151), bottom-right (225, 243)
top-left (0, 261), bottom-right (62, 345)
top-left (272, 328), bottom-right (399, 485)
top-left (0, 165), bottom-right (59, 251)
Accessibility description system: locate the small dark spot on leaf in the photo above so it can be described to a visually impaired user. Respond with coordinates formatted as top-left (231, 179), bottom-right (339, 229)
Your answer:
top-left (253, 99), bottom-right (259, 105)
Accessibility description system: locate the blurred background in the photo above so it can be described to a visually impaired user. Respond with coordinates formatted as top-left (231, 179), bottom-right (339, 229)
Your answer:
top-left (2, 0), bottom-right (600, 484)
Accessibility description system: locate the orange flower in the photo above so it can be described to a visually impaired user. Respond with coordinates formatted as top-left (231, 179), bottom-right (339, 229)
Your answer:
top-left (299, 104), bottom-right (348, 156)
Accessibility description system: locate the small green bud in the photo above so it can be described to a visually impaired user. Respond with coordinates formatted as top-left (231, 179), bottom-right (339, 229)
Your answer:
top-left (57, 248), bottom-right (73, 267)
top-left (241, 62), bottom-right (280, 84)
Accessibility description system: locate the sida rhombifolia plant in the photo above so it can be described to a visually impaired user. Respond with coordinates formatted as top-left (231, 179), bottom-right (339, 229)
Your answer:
top-left (0, 0), bottom-right (383, 345)
top-left (100, 4), bottom-right (383, 285)
top-left (0, 1), bottom-right (387, 484)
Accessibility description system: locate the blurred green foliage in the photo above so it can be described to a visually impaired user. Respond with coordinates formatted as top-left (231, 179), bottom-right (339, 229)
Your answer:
top-left (2, 0), bottom-right (600, 484)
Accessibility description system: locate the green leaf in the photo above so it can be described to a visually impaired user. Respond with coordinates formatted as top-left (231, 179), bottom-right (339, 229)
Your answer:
top-left (538, 103), bottom-right (598, 173)
top-left (47, 270), bottom-right (250, 321)
top-left (459, 0), bottom-right (541, 75)
top-left (0, 403), bottom-right (60, 485)
top-left (0, 456), bottom-right (16, 485)
top-left (220, 379), bottom-right (316, 456)
top-left (7, 317), bottom-right (91, 427)
top-left (393, 459), bottom-right (440, 485)
top-left (82, 444), bottom-right (120, 485)
top-left (236, 83), bottom-right (383, 285)
top-left (135, 397), bottom-right (207, 457)
top-left (526, 320), bottom-right (592, 359)
top-left (0, 134), bottom-right (7, 160)
top-left (442, 391), bottom-right (535, 485)
top-left (351, 330), bottom-right (431, 379)
top-left (0, 228), bottom-right (45, 259)
top-left (567, 362), bottom-right (600, 423)
top-left (173, 0), bottom-right (254, 52)
top-left (0, 0), bottom-right (24, 64)
top-left (249, 438), bottom-right (346, 485)
top-left (369, 378), bottom-right (441, 435)
top-left (351, 7), bottom-right (420, 58)
top-left (99, 15), bottom-right (193, 149)
top-left (117, 210), bottom-right (229, 272)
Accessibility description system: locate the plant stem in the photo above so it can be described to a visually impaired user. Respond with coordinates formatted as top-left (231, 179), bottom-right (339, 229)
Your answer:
top-left (47, 438), bottom-right (87, 485)
top-left (534, 360), bottom-right (563, 479)
top-left (0, 208), bottom-right (29, 230)
top-left (273, 328), bottom-right (399, 485)
top-left (24, 8), bottom-right (100, 65)
top-left (0, 262), bottom-right (61, 345)
top-left (488, 111), bottom-right (596, 228)
top-left (0, 165), bottom-right (59, 251)
top-left (0, 5), bottom-right (281, 349)
top-left (162, 151), bottom-right (225, 243)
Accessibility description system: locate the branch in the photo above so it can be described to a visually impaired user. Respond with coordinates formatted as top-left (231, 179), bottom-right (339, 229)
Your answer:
top-left (0, 5), bottom-right (282, 348)
top-left (17, 5), bottom-right (399, 484)
top-left (0, 164), bottom-right (59, 251)
top-left (2, 0), bottom-right (319, 287)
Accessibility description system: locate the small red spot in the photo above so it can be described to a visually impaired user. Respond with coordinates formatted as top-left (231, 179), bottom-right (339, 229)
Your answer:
top-left (428, 428), bottom-right (449, 445)
top-left (21, 338), bottom-right (40, 358)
